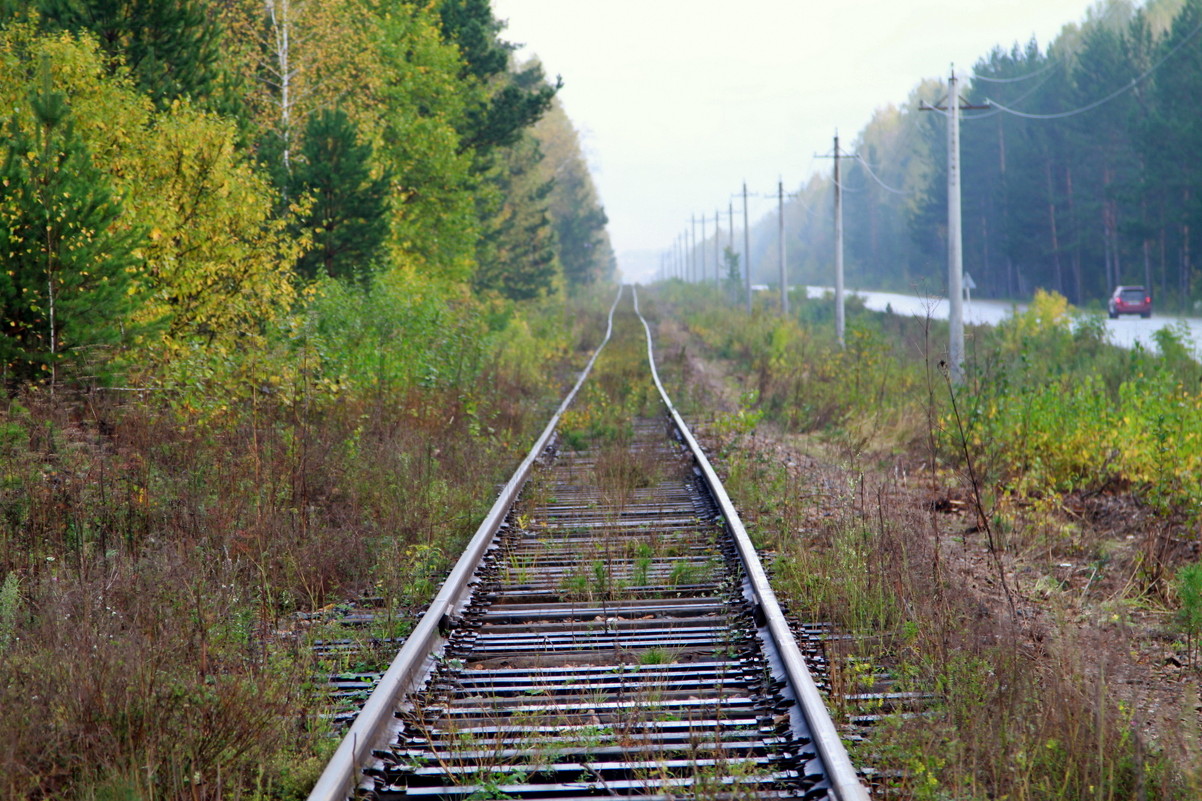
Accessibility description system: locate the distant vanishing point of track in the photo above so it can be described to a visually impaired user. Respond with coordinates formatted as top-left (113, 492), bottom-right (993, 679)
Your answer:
top-left (306, 288), bottom-right (870, 801)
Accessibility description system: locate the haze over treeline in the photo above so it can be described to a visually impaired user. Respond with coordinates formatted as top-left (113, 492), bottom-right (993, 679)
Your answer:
top-left (738, 0), bottom-right (1200, 310)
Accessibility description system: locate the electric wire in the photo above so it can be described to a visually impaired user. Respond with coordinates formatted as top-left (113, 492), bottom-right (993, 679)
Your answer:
top-left (851, 155), bottom-right (911, 196)
top-left (961, 71), bottom-right (1056, 120)
top-left (987, 16), bottom-right (1202, 120)
top-left (970, 59), bottom-right (1057, 83)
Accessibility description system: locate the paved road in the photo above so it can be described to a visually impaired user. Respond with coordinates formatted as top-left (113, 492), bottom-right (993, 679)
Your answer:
top-left (805, 286), bottom-right (1201, 354)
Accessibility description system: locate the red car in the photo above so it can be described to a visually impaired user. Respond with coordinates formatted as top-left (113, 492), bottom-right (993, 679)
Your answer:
top-left (1108, 285), bottom-right (1152, 319)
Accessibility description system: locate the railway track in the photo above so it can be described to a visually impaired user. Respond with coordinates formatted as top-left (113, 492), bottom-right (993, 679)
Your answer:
top-left (307, 288), bottom-right (870, 801)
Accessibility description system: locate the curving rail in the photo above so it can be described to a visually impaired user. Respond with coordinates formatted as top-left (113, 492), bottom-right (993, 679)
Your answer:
top-left (305, 287), bottom-right (869, 801)
top-left (633, 287), bottom-right (869, 801)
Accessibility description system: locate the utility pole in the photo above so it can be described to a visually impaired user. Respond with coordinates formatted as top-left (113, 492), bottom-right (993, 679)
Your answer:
top-left (778, 179), bottom-right (788, 316)
top-left (701, 213), bottom-right (707, 284)
top-left (817, 133), bottom-right (846, 346)
top-left (920, 67), bottom-right (988, 384)
top-left (728, 202), bottom-right (734, 251)
top-left (743, 181), bottom-right (751, 312)
top-left (714, 209), bottom-right (721, 284)
top-left (834, 134), bottom-right (845, 347)
top-left (690, 215), bottom-right (698, 283)
top-left (947, 72), bottom-right (963, 384)
top-left (728, 201), bottom-right (734, 288)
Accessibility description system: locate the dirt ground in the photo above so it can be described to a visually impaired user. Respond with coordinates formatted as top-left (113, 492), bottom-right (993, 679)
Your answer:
top-left (654, 313), bottom-right (1202, 783)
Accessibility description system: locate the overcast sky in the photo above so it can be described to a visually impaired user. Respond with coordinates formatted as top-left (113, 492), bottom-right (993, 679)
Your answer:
top-left (491, 0), bottom-right (1099, 282)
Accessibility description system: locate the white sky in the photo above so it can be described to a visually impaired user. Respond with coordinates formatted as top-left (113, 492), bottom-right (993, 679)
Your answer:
top-left (491, 0), bottom-right (1099, 282)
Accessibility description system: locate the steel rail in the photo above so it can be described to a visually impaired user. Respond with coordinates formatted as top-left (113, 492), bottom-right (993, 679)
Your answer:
top-left (305, 287), bottom-right (626, 801)
top-left (632, 287), bottom-right (871, 801)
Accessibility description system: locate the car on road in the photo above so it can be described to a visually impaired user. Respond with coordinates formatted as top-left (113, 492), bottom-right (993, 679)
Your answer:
top-left (1108, 285), bottom-right (1152, 318)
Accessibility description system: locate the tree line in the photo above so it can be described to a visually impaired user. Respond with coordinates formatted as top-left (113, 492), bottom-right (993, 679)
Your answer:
top-left (762, 0), bottom-right (1201, 311)
top-left (0, 0), bottom-right (614, 389)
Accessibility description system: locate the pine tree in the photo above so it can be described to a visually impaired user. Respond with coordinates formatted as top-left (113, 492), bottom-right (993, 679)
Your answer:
top-left (533, 99), bottom-right (615, 289)
top-left (0, 57), bottom-right (143, 385)
top-left (289, 108), bottom-right (389, 283)
top-left (1146, 0), bottom-right (1202, 304)
top-left (472, 133), bottom-right (559, 300)
top-left (33, 0), bottom-right (225, 108)
top-left (433, 0), bottom-right (559, 154)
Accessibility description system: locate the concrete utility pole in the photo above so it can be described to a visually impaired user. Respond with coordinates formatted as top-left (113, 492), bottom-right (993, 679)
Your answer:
top-left (920, 67), bottom-right (989, 385)
top-left (743, 182), bottom-right (752, 312)
top-left (701, 213), bottom-right (707, 284)
top-left (834, 134), bottom-right (845, 348)
top-left (727, 201), bottom-right (734, 290)
top-left (778, 179), bottom-right (788, 316)
top-left (816, 135), bottom-right (846, 346)
top-left (690, 215), bottom-right (698, 283)
top-left (714, 209), bottom-right (721, 283)
top-left (728, 201), bottom-right (735, 260)
top-left (947, 71), bottom-right (964, 384)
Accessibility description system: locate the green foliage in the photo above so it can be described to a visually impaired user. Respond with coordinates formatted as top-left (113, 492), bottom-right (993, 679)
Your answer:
top-left (370, 4), bottom-right (478, 278)
top-left (472, 132), bottom-right (560, 301)
top-left (656, 283), bottom-right (923, 447)
top-left (0, 571), bottom-right (17, 652)
top-left (1177, 560), bottom-right (1202, 665)
top-left (435, 0), bottom-right (558, 153)
top-left (534, 97), bottom-right (614, 289)
top-left (290, 107), bottom-right (389, 283)
top-left (961, 292), bottom-right (1202, 514)
top-left (125, 101), bottom-right (302, 383)
top-left (307, 271), bottom-right (493, 396)
top-left (24, 0), bottom-right (227, 109)
top-left (0, 1), bottom-right (600, 394)
top-left (0, 54), bottom-right (143, 384)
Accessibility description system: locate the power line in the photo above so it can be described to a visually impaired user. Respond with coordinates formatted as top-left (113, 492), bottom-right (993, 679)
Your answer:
top-left (970, 59), bottom-right (1056, 84)
top-left (851, 155), bottom-right (911, 196)
top-left (961, 70), bottom-right (1055, 119)
top-left (987, 16), bottom-right (1202, 120)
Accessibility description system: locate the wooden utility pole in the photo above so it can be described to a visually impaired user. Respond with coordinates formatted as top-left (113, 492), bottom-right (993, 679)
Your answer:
top-left (743, 182), bottom-right (752, 312)
top-left (778, 179), bottom-right (788, 315)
